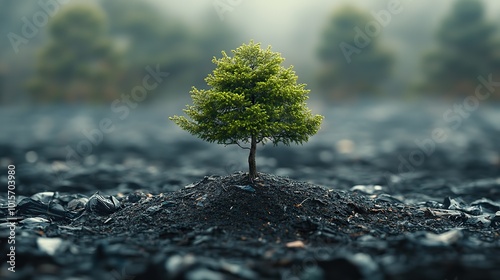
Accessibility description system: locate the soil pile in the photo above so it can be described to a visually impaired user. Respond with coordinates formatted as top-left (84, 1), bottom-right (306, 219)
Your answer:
top-left (1, 104), bottom-right (499, 279)
top-left (58, 172), bottom-right (499, 280)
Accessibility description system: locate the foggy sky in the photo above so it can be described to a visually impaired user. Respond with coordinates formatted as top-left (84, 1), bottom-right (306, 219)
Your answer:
top-left (151, 0), bottom-right (500, 91)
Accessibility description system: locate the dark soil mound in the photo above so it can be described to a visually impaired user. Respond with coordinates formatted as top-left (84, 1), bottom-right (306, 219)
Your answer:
top-left (2, 104), bottom-right (500, 279)
top-left (97, 172), bottom-right (376, 241)
top-left (62, 172), bottom-right (499, 280)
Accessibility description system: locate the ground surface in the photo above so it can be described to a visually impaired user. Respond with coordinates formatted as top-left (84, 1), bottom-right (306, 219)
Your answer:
top-left (0, 101), bottom-right (499, 279)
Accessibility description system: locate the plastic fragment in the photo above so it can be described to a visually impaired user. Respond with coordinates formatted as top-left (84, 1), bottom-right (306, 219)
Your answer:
top-left (420, 229), bottom-right (463, 246)
top-left (351, 185), bottom-right (383, 194)
top-left (17, 197), bottom-right (71, 220)
top-left (67, 198), bottom-right (88, 212)
top-left (471, 198), bottom-right (500, 213)
top-left (86, 192), bottom-right (121, 215)
top-left (234, 185), bottom-right (255, 193)
top-left (37, 237), bottom-right (63, 256)
top-left (31, 192), bottom-right (58, 203)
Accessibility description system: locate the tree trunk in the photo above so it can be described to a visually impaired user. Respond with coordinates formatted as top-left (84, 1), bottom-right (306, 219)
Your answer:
top-left (248, 135), bottom-right (257, 181)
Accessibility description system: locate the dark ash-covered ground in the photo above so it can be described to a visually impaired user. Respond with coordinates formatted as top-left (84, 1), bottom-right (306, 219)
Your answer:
top-left (1, 101), bottom-right (500, 279)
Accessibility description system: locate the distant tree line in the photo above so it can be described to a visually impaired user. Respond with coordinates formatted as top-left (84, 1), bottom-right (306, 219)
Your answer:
top-left (1, 0), bottom-right (241, 104)
top-left (1, 0), bottom-right (499, 104)
top-left (317, 0), bottom-right (500, 101)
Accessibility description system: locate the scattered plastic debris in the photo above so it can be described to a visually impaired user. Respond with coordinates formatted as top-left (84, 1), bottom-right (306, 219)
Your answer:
top-left (31, 191), bottom-right (58, 203)
top-left (467, 214), bottom-right (492, 227)
top-left (164, 254), bottom-right (257, 280)
top-left (185, 182), bottom-right (199, 189)
top-left (16, 197), bottom-right (71, 220)
top-left (86, 192), bottom-right (121, 215)
top-left (416, 229), bottom-right (463, 247)
top-left (444, 196), bottom-right (482, 215)
top-left (471, 198), bottom-right (500, 214)
top-left (196, 194), bottom-right (208, 207)
top-left (233, 185), bottom-right (255, 193)
top-left (67, 198), bottom-right (88, 212)
top-left (37, 237), bottom-right (63, 256)
top-left (375, 193), bottom-right (403, 204)
top-left (19, 217), bottom-right (51, 229)
top-left (492, 211), bottom-right (500, 226)
top-left (351, 185), bottom-right (383, 194)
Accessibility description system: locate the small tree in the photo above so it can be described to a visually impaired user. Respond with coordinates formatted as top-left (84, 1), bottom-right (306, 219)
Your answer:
top-left (170, 41), bottom-right (323, 181)
top-left (27, 5), bottom-right (122, 103)
top-left (317, 6), bottom-right (392, 100)
top-left (419, 0), bottom-right (500, 96)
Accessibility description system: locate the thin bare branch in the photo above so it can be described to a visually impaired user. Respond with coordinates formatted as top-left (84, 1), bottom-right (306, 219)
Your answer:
top-left (223, 140), bottom-right (250, 150)
top-left (235, 142), bottom-right (251, 150)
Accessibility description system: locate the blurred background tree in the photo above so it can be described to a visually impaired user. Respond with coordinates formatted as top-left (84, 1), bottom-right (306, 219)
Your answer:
top-left (1, 0), bottom-right (500, 105)
top-left (316, 5), bottom-right (393, 101)
top-left (99, 0), bottom-right (241, 103)
top-left (418, 0), bottom-right (500, 98)
top-left (0, 1), bottom-right (20, 100)
top-left (101, 0), bottom-right (196, 101)
top-left (0, 1), bottom-right (41, 104)
top-left (27, 5), bottom-right (123, 103)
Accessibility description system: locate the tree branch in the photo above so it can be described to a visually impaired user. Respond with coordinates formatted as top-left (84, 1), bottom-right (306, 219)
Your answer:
top-left (235, 142), bottom-right (251, 150)
top-left (223, 140), bottom-right (251, 150)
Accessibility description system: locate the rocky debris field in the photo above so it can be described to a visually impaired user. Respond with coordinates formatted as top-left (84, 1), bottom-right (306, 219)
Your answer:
top-left (0, 102), bottom-right (499, 279)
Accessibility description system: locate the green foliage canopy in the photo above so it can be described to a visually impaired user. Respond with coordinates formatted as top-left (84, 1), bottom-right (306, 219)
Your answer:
top-left (171, 41), bottom-right (323, 179)
top-left (171, 41), bottom-right (323, 147)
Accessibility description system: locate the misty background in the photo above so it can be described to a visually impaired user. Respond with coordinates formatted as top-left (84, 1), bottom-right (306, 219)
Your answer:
top-left (0, 0), bottom-right (499, 197)
top-left (1, 0), bottom-right (499, 107)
